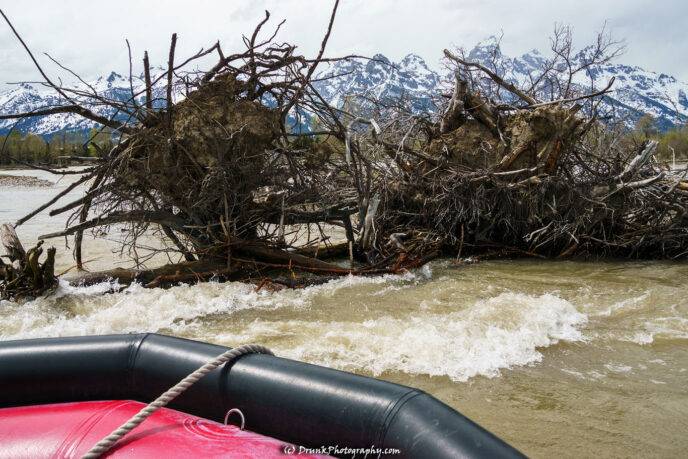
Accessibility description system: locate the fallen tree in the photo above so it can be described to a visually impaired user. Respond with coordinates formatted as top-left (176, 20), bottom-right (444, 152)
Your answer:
top-left (1, 2), bottom-right (431, 299)
top-left (1, 10), bottom-right (687, 300)
top-left (371, 126), bottom-right (687, 260)
top-left (343, 29), bottom-right (688, 262)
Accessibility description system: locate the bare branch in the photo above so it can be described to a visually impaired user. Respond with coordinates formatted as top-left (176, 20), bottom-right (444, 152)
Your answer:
top-left (444, 49), bottom-right (538, 105)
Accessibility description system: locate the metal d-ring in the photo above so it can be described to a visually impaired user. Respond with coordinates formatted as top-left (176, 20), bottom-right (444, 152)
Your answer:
top-left (224, 408), bottom-right (246, 430)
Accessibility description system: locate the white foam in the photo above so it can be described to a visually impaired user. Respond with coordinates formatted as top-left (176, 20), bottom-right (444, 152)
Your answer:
top-left (604, 363), bottom-right (633, 373)
top-left (53, 278), bottom-right (124, 297)
top-left (587, 370), bottom-right (606, 380)
top-left (1, 280), bottom-right (286, 339)
top-left (624, 331), bottom-right (655, 345)
top-left (219, 292), bottom-right (588, 382)
top-left (561, 368), bottom-right (587, 380)
top-left (1, 275), bottom-right (587, 382)
top-left (594, 291), bottom-right (651, 317)
top-left (618, 317), bottom-right (688, 345)
top-left (0, 270), bottom-right (421, 341)
top-left (644, 317), bottom-right (688, 340)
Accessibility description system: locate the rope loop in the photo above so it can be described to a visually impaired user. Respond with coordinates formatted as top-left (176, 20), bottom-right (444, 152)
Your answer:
top-left (82, 344), bottom-right (273, 458)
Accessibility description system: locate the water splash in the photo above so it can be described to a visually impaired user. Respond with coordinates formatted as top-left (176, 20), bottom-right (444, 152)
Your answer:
top-left (216, 292), bottom-right (588, 382)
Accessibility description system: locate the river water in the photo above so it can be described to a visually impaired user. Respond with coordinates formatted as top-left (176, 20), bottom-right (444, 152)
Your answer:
top-left (1, 169), bottom-right (687, 457)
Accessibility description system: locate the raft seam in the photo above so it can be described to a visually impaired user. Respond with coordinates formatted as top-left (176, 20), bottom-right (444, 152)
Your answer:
top-left (376, 389), bottom-right (424, 448)
top-left (126, 333), bottom-right (151, 398)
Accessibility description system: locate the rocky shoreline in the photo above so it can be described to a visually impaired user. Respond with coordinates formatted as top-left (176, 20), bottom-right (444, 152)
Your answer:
top-left (0, 174), bottom-right (53, 188)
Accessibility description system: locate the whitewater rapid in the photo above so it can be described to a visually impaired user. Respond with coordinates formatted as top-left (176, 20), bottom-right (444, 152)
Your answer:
top-left (4, 260), bottom-right (685, 385)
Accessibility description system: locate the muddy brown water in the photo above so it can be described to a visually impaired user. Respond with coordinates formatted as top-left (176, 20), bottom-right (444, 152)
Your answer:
top-left (1, 169), bottom-right (687, 457)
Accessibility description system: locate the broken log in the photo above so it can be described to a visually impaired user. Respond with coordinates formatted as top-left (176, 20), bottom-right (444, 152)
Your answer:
top-left (0, 224), bottom-right (57, 300)
top-left (235, 244), bottom-right (345, 271)
top-left (1, 223), bottom-right (25, 262)
top-left (295, 241), bottom-right (349, 260)
top-left (64, 259), bottom-right (236, 289)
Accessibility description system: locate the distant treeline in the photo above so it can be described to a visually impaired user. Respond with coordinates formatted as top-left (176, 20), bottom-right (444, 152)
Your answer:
top-left (633, 115), bottom-right (688, 164)
top-left (0, 129), bottom-right (116, 165)
top-left (0, 116), bottom-right (685, 167)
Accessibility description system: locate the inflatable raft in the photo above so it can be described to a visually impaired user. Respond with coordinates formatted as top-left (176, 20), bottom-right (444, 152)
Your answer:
top-left (0, 333), bottom-right (523, 458)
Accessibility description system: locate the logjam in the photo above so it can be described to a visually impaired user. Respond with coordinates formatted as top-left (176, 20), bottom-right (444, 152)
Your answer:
top-left (1, 7), bottom-right (687, 300)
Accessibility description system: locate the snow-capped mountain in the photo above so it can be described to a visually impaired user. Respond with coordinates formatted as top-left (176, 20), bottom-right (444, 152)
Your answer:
top-left (461, 37), bottom-right (688, 130)
top-left (2, 41), bottom-right (687, 138)
top-left (313, 39), bottom-right (688, 130)
top-left (314, 53), bottom-right (441, 114)
top-left (0, 71), bottom-right (167, 138)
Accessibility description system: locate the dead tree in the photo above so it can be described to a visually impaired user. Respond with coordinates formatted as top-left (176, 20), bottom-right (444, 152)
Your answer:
top-left (1, 2), bottom-right (433, 295)
top-left (347, 28), bottom-right (688, 262)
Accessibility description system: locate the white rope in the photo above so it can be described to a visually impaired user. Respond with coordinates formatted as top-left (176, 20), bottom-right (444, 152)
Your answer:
top-left (82, 343), bottom-right (273, 458)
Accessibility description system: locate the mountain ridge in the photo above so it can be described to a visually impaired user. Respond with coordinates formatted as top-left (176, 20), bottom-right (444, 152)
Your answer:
top-left (2, 41), bottom-right (686, 138)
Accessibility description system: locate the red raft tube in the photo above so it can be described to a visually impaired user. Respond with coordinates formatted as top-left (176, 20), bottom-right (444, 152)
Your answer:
top-left (0, 400), bottom-right (325, 458)
top-left (0, 333), bottom-right (524, 458)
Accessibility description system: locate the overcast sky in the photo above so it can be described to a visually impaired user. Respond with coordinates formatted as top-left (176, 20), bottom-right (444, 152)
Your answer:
top-left (0, 0), bottom-right (686, 91)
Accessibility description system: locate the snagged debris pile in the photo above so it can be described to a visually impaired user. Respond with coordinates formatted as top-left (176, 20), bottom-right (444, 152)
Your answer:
top-left (359, 50), bottom-right (688, 261)
top-left (2, 6), bottom-right (687, 300)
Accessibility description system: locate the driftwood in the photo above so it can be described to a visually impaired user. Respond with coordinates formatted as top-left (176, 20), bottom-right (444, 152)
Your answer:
top-left (65, 241), bottom-right (431, 292)
top-left (65, 259), bottom-right (236, 289)
top-left (0, 224), bottom-right (57, 300)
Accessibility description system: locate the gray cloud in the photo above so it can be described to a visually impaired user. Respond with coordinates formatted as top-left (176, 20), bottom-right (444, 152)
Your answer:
top-left (1, 0), bottom-right (686, 92)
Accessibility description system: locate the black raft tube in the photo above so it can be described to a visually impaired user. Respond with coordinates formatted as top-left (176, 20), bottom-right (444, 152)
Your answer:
top-left (0, 333), bottom-right (524, 458)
